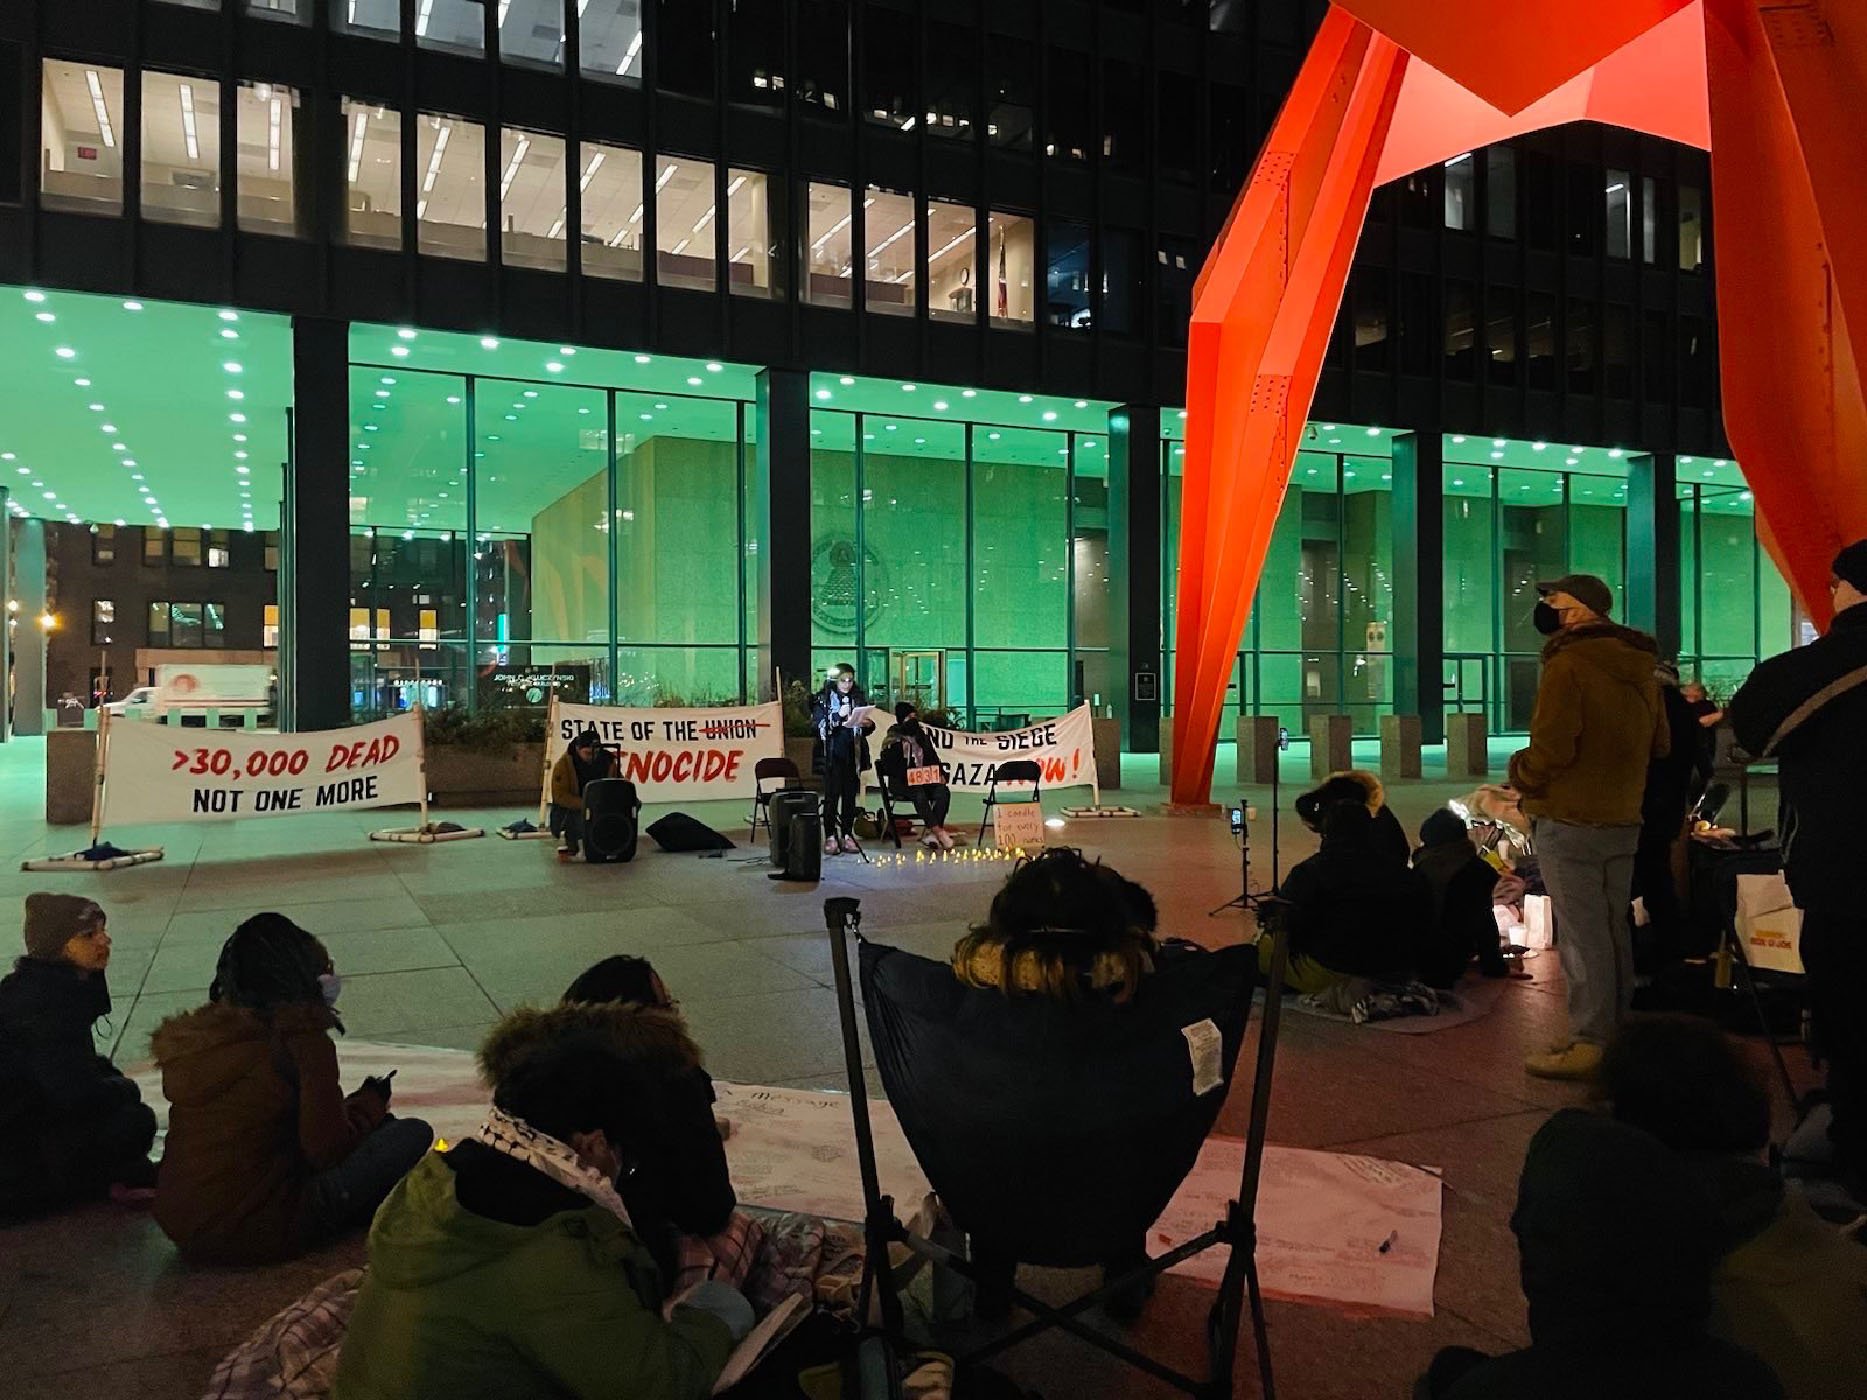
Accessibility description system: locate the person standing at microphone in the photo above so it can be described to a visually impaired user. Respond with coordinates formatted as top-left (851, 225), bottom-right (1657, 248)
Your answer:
top-left (812, 665), bottom-right (873, 855)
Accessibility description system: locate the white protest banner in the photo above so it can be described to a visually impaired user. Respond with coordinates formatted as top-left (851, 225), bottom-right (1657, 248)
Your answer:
top-left (98, 712), bottom-right (424, 828)
top-left (548, 701), bottom-right (783, 805)
top-left (921, 704), bottom-right (1100, 797)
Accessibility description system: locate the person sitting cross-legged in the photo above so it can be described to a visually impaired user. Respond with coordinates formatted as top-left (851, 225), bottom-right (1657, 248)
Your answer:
top-left (1412, 808), bottom-right (1512, 986)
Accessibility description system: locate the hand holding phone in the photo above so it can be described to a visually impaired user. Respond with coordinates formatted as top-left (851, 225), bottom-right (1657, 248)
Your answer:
top-left (360, 1069), bottom-right (397, 1104)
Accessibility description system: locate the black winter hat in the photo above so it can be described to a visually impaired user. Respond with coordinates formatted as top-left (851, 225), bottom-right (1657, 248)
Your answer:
top-left (894, 702), bottom-right (917, 724)
top-left (1419, 808), bottom-right (1469, 848)
top-left (1832, 539), bottom-right (1867, 594)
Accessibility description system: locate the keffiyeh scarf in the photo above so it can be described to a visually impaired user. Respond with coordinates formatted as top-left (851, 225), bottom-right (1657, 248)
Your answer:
top-left (464, 1105), bottom-right (634, 1227)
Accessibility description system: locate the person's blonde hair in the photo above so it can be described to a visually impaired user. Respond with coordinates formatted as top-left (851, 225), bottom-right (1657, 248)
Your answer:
top-left (951, 849), bottom-right (1157, 1002)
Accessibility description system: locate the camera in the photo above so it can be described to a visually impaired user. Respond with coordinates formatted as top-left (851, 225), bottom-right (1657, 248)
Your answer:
top-left (1229, 805), bottom-right (1244, 834)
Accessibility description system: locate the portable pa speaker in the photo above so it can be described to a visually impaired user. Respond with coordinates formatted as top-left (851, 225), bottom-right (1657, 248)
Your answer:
top-left (770, 807), bottom-right (821, 882)
top-left (582, 778), bottom-right (640, 864)
top-left (768, 790), bottom-right (818, 868)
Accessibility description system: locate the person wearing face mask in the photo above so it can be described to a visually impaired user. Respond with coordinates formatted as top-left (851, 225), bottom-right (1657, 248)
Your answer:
top-left (1725, 539), bottom-right (1867, 1192)
top-left (151, 912), bottom-right (433, 1262)
top-left (1508, 574), bottom-right (1667, 1080)
top-left (0, 894), bottom-right (158, 1216)
top-left (334, 1028), bottom-right (750, 1400)
top-left (812, 663), bottom-right (874, 855)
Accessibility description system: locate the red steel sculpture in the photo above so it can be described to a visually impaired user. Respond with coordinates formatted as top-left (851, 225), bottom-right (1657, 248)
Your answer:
top-left (1170, 1), bottom-right (1867, 805)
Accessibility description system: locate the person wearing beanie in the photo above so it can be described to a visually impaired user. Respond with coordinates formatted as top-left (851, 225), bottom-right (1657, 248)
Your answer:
top-left (1412, 809), bottom-right (1510, 986)
top-left (879, 700), bottom-right (956, 849)
top-left (0, 894), bottom-right (158, 1217)
top-left (549, 728), bottom-right (618, 860)
top-left (1726, 538), bottom-right (1867, 1191)
top-left (1508, 573), bottom-right (1667, 1081)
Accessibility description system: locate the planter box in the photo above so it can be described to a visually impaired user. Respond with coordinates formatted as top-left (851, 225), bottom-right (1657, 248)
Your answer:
top-left (1446, 712), bottom-right (1489, 778)
top-left (1380, 715), bottom-right (1423, 780)
top-left (1092, 716), bottom-right (1122, 792)
top-left (1236, 715), bottom-right (1284, 785)
top-left (1308, 715), bottom-right (1353, 778)
top-left (46, 729), bottom-right (99, 826)
top-left (426, 742), bottom-right (547, 809)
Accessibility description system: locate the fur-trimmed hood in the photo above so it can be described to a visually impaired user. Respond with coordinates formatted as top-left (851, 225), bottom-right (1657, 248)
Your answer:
top-left (476, 1001), bottom-right (702, 1089)
top-left (151, 1000), bottom-right (338, 1106)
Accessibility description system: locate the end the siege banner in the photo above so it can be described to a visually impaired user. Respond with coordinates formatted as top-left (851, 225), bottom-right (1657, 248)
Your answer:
top-left (547, 701), bottom-right (783, 804)
top-left (921, 705), bottom-right (1099, 794)
top-left (99, 713), bottom-right (425, 827)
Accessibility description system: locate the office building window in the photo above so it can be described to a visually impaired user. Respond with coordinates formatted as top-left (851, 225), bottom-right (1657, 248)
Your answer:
top-left (1566, 163), bottom-right (1599, 255)
top-left (417, 1), bottom-right (484, 57)
top-left (247, 0), bottom-right (304, 20)
top-left (1486, 147), bottom-right (1516, 238)
top-left (142, 71), bottom-right (221, 229)
top-left (926, 24), bottom-right (977, 140)
top-left (1526, 291), bottom-right (1557, 391)
top-left (1486, 286), bottom-right (1518, 387)
top-left (147, 602), bottom-right (168, 645)
top-left (578, 141), bottom-right (645, 281)
top-left (1157, 72), bottom-right (1197, 181)
top-left (1642, 308), bottom-right (1672, 400)
top-left (92, 525), bottom-right (117, 565)
top-left (338, 0), bottom-right (399, 37)
top-left (236, 82), bottom-right (298, 236)
top-left (1396, 170), bottom-right (1435, 230)
top-left (264, 531), bottom-right (280, 571)
top-left (728, 168), bottom-right (779, 296)
top-left (40, 61), bottom-right (125, 215)
top-left (417, 114), bottom-right (486, 261)
top-left (207, 529), bottom-right (232, 567)
top-left (500, 0), bottom-right (564, 69)
top-left (149, 602), bottom-right (225, 648)
top-left (264, 603), bottom-right (280, 648)
top-left (1680, 314), bottom-right (1710, 406)
top-left (581, 0), bottom-right (645, 83)
top-left (501, 128), bottom-right (568, 272)
top-left (1566, 298), bottom-right (1597, 395)
top-left (729, 0), bottom-right (786, 108)
top-left (1047, 219), bottom-right (1091, 329)
top-left (1605, 168), bottom-right (1631, 259)
top-left (1209, 84), bottom-right (1253, 194)
top-left (1351, 266), bottom-right (1391, 371)
top-left (802, 181), bottom-right (854, 306)
top-left (986, 212), bottom-right (1035, 327)
top-left (1444, 281), bottom-right (1477, 378)
top-left (1103, 59), bottom-right (1144, 171)
top-left (1444, 153), bottom-right (1475, 230)
top-left (342, 100), bottom-right (401, 251)
top-left (987, 38), bottom-right (1035, 149)
top-left (864, 186), bottom-right (916, 316)
top-left (1047, 49), bottom-right (1092, 160)
top-left (1523, 151), bottom-right (1558, 251)
top-left (795, 0), bottom-right (848, 115)
top-left (863, 16), bottom-right (915, 128)
top-left (93, 600), bottom-right (116, 646)
top-left (1156, 237), bottom-right (1196, 346)
top-left (659, 0), bottom-right (717, 97)
top-left (1604, 304), bottom-right (1632, 398)
top-left (658, 156), bottom-right (716, 291)
top-left (927, 200), bottom-right (977, 323)
top-left (173, 527), bottom-right (205, 567)
top-left (1679, 184), bottom-right (1704, 270)
top-left (1397, 273), bottom-right (1436, 374)
top-left (143, 531), bottom-right (166, 565)
top-left (1102, 227), bottom-right (1144, 337)
top-left (1641, 176), bottom-right (1658, 264)
top-left (154, 0), bottom-right (216, 8)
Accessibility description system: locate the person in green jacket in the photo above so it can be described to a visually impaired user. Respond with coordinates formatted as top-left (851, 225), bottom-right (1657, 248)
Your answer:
top-left (333, 1026), bottom-right (752, 1400)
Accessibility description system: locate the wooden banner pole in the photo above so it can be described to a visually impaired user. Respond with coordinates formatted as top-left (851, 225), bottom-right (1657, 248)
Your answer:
top-left (538, 694), bottom-right (558, 825)
top-left (414, 704), bottom-right (431, 832)
top-left (89, 706), bottom-right (111, 849)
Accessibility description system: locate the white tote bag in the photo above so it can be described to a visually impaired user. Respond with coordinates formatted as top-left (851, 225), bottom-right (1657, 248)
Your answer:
top-left (1734, 873), bottom-right (1805, 975)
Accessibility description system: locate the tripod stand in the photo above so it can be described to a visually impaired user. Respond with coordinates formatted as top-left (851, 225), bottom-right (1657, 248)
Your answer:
top-left (1210, 760), bottom-right (1283, 916)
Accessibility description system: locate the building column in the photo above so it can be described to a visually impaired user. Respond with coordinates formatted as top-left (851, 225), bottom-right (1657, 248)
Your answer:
top-left (10, 519), bottom-right (48, 737)
top-left (282, 318), bottom-right (351, 732)
top-left (1392, 431), bottom-right (1445, 744)
top-left (1627, 452), bottom-right (1681, 657)
top-left (1109, 405), bottom-right (1162, 753)
top-left (754, 368), bottom-right (811, 699)
top-left (0, 493), bottom-right (12, 741)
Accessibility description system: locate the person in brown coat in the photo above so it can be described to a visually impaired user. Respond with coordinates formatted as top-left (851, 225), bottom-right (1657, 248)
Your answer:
top-left (549, 728), bottom-right (617, 860)
top-left (151, 913), bottom-right (432, 1263)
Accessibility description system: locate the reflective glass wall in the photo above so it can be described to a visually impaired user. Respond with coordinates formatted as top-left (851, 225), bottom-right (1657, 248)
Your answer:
top-left (1677, 459), bottom-right (1794, 700)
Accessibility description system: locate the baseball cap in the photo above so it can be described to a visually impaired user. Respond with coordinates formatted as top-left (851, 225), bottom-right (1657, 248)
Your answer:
top-left (1537, 573), bottom-right (1614, 617)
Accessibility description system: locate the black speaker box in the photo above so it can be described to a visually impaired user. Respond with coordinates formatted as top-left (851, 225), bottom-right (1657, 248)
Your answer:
top-left (768, 790), bottom-right (819, 868)
top-left (582, 779), bottom-right (641, 864)
top-left (772, 806), bottom-right (822, 882)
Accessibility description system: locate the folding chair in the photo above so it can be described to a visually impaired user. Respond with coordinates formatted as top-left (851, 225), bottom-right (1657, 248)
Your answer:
top-left (975, 759), bottom-right (1042, 848)
top-left (747, 756), bottom-right (801, 842)
top-left (824, 896), bottom-right (1285, 1400)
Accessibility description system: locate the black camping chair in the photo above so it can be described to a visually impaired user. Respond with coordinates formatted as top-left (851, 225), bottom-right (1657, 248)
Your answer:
top-left (975, 759), bottom-right (1042, 848)
top-left (869, 745), bottom-right (930, 850)
top-left (748, 756), bottom-right (801, 841)
top-left (824, 896), bottom-right (1285, 1400)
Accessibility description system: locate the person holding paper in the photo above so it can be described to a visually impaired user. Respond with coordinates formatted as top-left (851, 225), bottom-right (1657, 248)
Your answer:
top-left (881, 702), bottom-right (957, 849)
top-left (333, 1028), bottom-right (753, 1400)
top-left (811, 664), bottom-right (873, 855)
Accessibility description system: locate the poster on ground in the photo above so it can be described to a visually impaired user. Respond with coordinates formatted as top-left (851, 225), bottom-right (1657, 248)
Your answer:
top-left (99, 713), bottom-right (424, 828)
top-left (921, 705), bottom-right (1099, 796)
top-left (547, 701), bottom-right (783, 805)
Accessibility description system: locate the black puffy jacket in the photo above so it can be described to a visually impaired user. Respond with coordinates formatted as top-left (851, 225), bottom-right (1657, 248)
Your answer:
top-left (0, 957), bottom-right (139, 1142)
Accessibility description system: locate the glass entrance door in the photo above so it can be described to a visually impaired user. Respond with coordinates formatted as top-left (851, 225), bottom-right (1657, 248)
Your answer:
top-left (892, 649), bottom-right (947, 711)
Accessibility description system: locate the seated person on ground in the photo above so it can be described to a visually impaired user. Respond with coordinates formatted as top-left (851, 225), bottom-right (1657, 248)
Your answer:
top-left (1268, 799), bottom-right (1431, 995)
top-left (879, 702), bottom-right (958, 850)
top-left (1419, 1108), bottom-right (1785, 1400)
top-left (152, 913), bottom-right (433, 1263)
top-left (1412, 808), bottom-right (1511, 985)
top-left (1295, 769), bottom-right (1411, 866)
top-left (0, 894), bottom-right (157, 1216)
top-left (1602, 1015), bottom-right (1867, 1400)
top-left (334, 1028), bottom-right (752, 1400)
top-left (550, 728), bottom-right (618, 859)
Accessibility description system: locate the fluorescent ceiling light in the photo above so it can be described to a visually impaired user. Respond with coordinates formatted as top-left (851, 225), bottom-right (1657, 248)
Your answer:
top-left (347, 110), bottom-right (368, 183)
top-left (929, 226), bottom-right (975, 263)
top-left (85, 70), bottom-right (116, 149)
top-left (812, 212), bottom-right (853, 254)
top-left (868, 221), bottom-right (914, 259)
top-left (692, 206), bottom-right (715, 235)
top-left (579, 151), bottom-right (605, 191)
top-left (654, 162), bottom-right (678, 192)
top-left (179, 83), bottom-right (200, 163)
top-left (670, 238), bottom-right (690, 256)
top-left (267, 97), bottom-right (282, 173)
top-left (499, 136), bottom-right (531, 201)
top-left (616, 31), bottom-right (644, 77)
top-left (726, 175), bottom-right (747, 198)
top-left (415, 0), bottom-right (435, 38)
top-left (422, 123), bottom-right (450, 194)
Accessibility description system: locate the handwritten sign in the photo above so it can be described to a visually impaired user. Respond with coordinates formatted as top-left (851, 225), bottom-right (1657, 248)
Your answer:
top-left (992, 798), bottom-right (1046, 850)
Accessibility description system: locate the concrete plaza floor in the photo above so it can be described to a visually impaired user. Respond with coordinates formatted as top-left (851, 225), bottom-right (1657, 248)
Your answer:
top-left (0, 735), bottom-right (1808, 1399)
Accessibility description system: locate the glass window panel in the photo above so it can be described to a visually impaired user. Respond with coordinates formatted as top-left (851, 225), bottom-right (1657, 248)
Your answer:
top-left (581, 0), bottom-right (645, 83)
top-left (862, 15), bottom-right (915, 129)
top-left (1641, 175), bottom-right (1658, 264)
top-left (1486, 146), bottom-right (1516, 238)
top-left (172, 602), bottom-right (205, 647)
top-left (1698, 489), bottom-right (1756, 661)
top-left (1047, 49), bottom-right (1092, 161)
top-left (144, 532), bottom-right (165, 565)
top-left (657, 155), bottom-right (716, 291)
top-left (1523, 150), bottom-right (1558, 251)
top-left (1603, 304), bottom-right (1632, 399)
top-left (578, 140), bottom-right (645, 281)
top-left (973, 426), bottom-right (1069, 718)
top-left (863, 186), bottom-right (916, 316)
top-left (347, 365), bottom-right (470, 534)
top-left (1340, 456), bottom-right (1395, 728)
top-left (173, 527), bottom-right (204, 567)
top-left (338, 0), bottom-right (400, 37)
top-left (1486, 286), bottom-right (1518, 386)
top-left (1678, 480), bottom-right (1699, 663)
top-left (142, 71), bottom-right (221, 229)
top-left (1605, 168), bottom-right (1631, 259)
top-left (659, 0), bottom-right (717, 97)
top-left (810, 409), bottom-right (859, 665)
top-left (727, 168), bottom-right (780, 297)
top-left (1641, 307), bottom-right (1671, 400)
top-left (350, 529), bottom-right (471, 715)
top-left (1398, 273), bottom-right (1435, 374)
top-left (1046, 218), bottom-right (1091, 330)
top-left (342, 99), bottom-right (401, 250)
top-left (1566, 298), bottom-right (1597, 394)
top-left (1568, 474), bottom-right (1626, 610)
top-left (1103, 60), bottom-right (1144, 171)
top-left (416, 113), bottom-right (486, 260)
top-left (1566, 162), bottom-right (1598, 255)
top-left (986, 211), bottom-right (1035, 327)
top-left (207, 530), bottom-right (232, 567)
top-left (1156, 236), bottom-right (1196, 347)
top-left (237, 81), bottom-right (299, 235)
top-left (40, 61), bottom-right (124, 215)
top-left (1680, 314), bottom-right (1710, 408)
top-left (248, 0), bottom-right (305, 20)
top-left (93, 526), bottom-right (117, 566)
top-left (416, 0), bottom-right (485, 57)
top-left (1073, 434), bottom-right (1112, 710)
top-left (802, 180), bottom-right (853, 307)
top-left (1499, 468), bottom-right (1567, 728)
top-left (205, 602), bottom-right (226, 644)
top-left (1208, 82), bottom-right (1252, 194)
top-left (1526, 291), bottom-right (1557, 391)
top-left (1101, 227), bottom-right (1143, 337)
top-left (1156, 72), bottom-right (1197, 182)
top-left (1352, 266), bottom-right (1391, 372)
top-left (796, 0), bottom-right (848, 117)
top-left (925, 23), bottom-right (977, 140)
top-left (499, 0), bottom-right (565, 69)
top-left (729, 0), bottom-right (786, 108)
top-left (1395, 169), bottom-right (1435, 229)
top-left (862, 415), bottom-right (967, 672)
top-left (1679, 184), bottom-right (1704, 270)
top-left (1443, 152), bottom-right (1475, 230)
top-left (93, 600), bottom-right (116, 646)
top-left (500, 127), bottom-right (567, 271)
top-left (926, 199), bottom-right (978, 324)
top-left (148, 602), bottom-right (170, 644)
top-left (1442, 465), bottom-right (1495, 661)
top-left (1444, 280), bottom-right (1477, 379)
top-left (986, 37), bottom-right (1034, 150)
